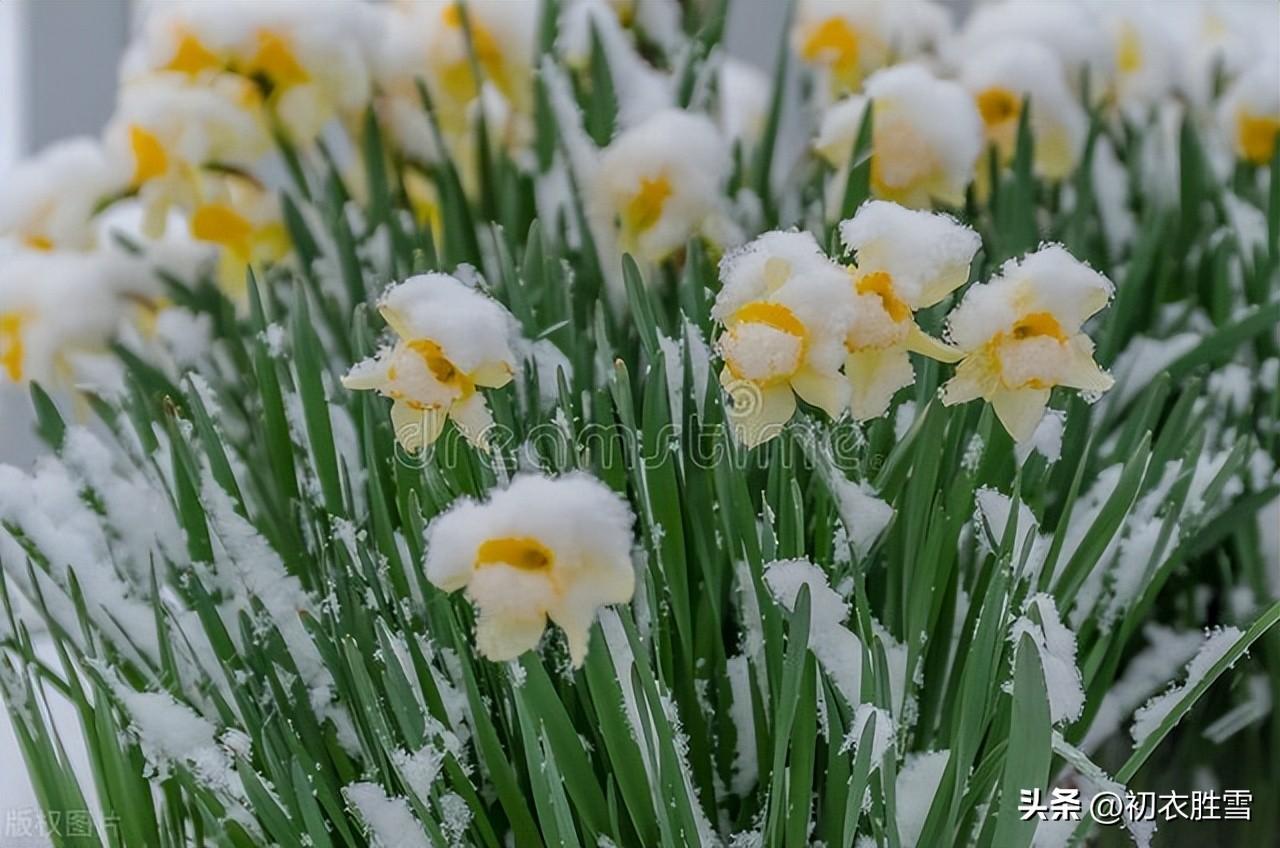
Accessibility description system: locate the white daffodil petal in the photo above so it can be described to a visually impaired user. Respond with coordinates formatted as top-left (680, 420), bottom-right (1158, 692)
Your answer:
top-left (1058, 339), bottom-right (1115, 393)
top-left (846, 346), bottom-right (914, 421)
top-left (991, 387), bottom-right (1051, 443)
top-left (475, 609), bottom-right (549, 663)
top-left (471, 360), bottom-right (514, 389)
top-left (792, 366), bottom-right (850, 418)
top-left (730, 381), bottom-right (797, 448)
top-left (391, 400), bottom-right (447, 453)
top-left (450, 393), bottom-right (496, 448)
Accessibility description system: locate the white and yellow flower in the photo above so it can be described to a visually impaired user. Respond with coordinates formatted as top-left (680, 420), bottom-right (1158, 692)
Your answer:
top-left (815, 65), bottom-right (983, 210)
top-left (839, 201), bottom-right (980, 420)
top-left (188, 181), bottom-right (289, 304)
top-left (122, 0), bottom-right (379, 142)
top-left (342, 274), bottom-right (516, 452)
top-left (942, 246), bottom-right (1114, 442)
top-left (1217, 57), bottom-right (1280, 166)
top-left (105, 74), bottom-right (270, 237)
top-left (793, 0), bottom-right (951, 99)
top-left (960, 40), bottom-right (1087, 183)
top-left (713, 231), bottom-right (855, 447)
top-left (1095, 5), bottom-right (1178, 117)
top-left (425, 472), bottom-right (635, 666)
top-left (0, 139), bottom-right (123, 252)
top-left (953, 1), bottom-right (1113, 103)
top-left (589, 108), bottom-right (737, 268)
top-left (378, 0), bottom-right (538, 153)
top-left (0, 246), bottom-right (128, 386)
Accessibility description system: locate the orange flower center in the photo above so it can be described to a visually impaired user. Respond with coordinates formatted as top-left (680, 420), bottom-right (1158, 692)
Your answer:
top-left (976, 87), bottom-right (1021, 128)
top-left (1010, 311), bottom-right (1067, 342)
top-left (129, 126), bottom-right (169, 185)
top-left (0, 312), bottom-right (27, 382)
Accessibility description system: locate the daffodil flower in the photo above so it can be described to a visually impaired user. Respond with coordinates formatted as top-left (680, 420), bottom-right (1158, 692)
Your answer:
top-left (1218, 59), bottom-right (1280, 166)
top-left (839, 201), bottom-right (979, 420)
top-left (942, 246), bottom-right (1114, 442)
top-left (0, 248), bottom-right (128, 386)
top-left (815, 65), bottom-right (982, 210)
top-left (123, 1), bottom-right (378, 142)
top-left (342, 274), bottom-right (516, 452)
top-left (793, 0), bottom-right (950, 99)
top-left (106, 75), bottom-right (269, 237)
top-left (0, 138), bottom-right (122, 252)
top-left (590, 108), bottom-right (737, 267)
top-left (713, 232), bottom-right (855, 447)
top-left (188, 183), bottom-right (289, 304)
top-left (960, 40), bottom-right (1086, 184)
top-left (425, 472), bottom-right (635, 667)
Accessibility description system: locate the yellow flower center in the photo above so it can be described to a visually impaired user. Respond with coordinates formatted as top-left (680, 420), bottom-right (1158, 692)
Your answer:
top-left (624, 175), bottom-right (673, 236)
top-left (129, 125), bottom-right (169, 185)
top-left (248, 30), bottom-right (309, 91)
top-left (23, 234), bottom-right (55, 252)
top-left (191, 203), bottom-right (255, 257)
top-left (1010, 311), bottom-right (1067, 342)
top-left (803, 17), bottom-right (861, 90)
top-left (1237, 110), bottom-right (1280, 166)
top-left (476, 536), bottom-right (555, 572)
top-left (1117, 24), bottom-right (1143, 75)
top-left (976, 86), bottom-right (1021, 128)
top-left (407, 339), bottom-right (473, 394)
top-left (164, 30), bottom-right (222, 77)
top-left (855, 271), bottom-right (911, 323)
top-left (0, 312), bottom-right (27, 382)
top-left (723, 301), bottom-right (809, 385)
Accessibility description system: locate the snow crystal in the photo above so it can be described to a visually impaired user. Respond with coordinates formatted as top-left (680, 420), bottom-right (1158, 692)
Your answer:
top-left (726, 654), bottom-right (758, 796)
top-left (763, 559), bottom-right (863, 707)
top-left (895, 750), bottom-right (950, 848)
top-left (1010, 594), bottom-right (1084, 725)
top-left (1131, 626), bottom-right (1243, 746)
top-left (343, 782), bottom-right (431, 848)
top-left (1014, 409), bottom-right (1064, 466)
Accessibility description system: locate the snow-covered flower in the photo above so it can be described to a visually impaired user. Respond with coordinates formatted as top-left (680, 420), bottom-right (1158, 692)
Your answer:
top-left (1164, 1), bottom-right (1280, 107)
top-left (376, 0), bottom-right (539, 161)
top-left (953, 1), bottom-right (1113, 101)
top-left (960, 40), bottom-right (1087, 183)
top-left (0, 247), bottom-right (129, 386)
top-left (1095, 4), bottom-right (1179, 116)
top-left (342, 274), bottom-right (516, 452)
top-left (105, 75), bottom-right (270, 237)
top-left (942, 246), bottom-right (1114, 442)
top-left (588, 108), bottom-right (737, 265)
top-left (0, 139), bottom-right (123, 252)
top-left (713, 231), bottom-right (855, 447)
top-left (1218, 58), bottom-right (1280, 166)
top-left (424, 472), bottom-right (635, 666)
top-left (815, 65), bottom-right (982, 210)
top-left (121, 0), bottom-right (379, 141)
top-left (793, 0), bottom-right (951, 98)
top-left (839, 201), bottom-right (979, 420)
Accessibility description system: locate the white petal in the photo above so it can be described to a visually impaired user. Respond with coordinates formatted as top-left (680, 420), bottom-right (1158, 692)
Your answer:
top-left (475, 609), bottom-right (548, 663)
top-left (791, 366), bottom-right (850, 418)
top-left (391, 400), bottom-right (446, 453)
top-left (450, 393), bottom-right (496, 448)
top-left (846, 346), bottom-right (914, 421)
top-left (726, 377), bottom-right (797, 448)
top-left (992, 387), bottom-right (1051, 443)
